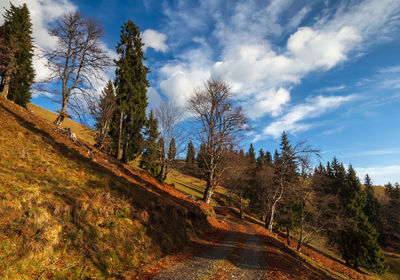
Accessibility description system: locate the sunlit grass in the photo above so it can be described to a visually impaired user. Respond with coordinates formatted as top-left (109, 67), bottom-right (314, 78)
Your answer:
top-left (27, 103), bottom-right (96, 145)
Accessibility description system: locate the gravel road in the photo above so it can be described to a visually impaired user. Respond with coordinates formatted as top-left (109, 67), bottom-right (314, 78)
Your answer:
top-left (152, 218), bottom-right (268, 280)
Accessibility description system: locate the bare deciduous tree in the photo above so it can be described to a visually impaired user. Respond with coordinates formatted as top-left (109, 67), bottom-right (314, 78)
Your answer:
top-left (294, 155), bottom-right (338, 251)
top-left (224, 150), bottom-right (251, 219)
top-left (155, 101), bottom-right (183, 180)
top-left (188, 79), bottom-right (249, 204)
top-left (266, 133), bottom-right (319, 231)
top-left (255, 165), bottom-right (276, 225)
top-left (42, 12), bottom-right (111, 126)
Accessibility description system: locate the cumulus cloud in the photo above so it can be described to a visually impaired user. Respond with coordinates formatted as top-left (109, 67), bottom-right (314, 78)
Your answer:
top-left (142, 29), bottom-right (168, 52)
top-left (355, 165), bottom-right (400, 185)
top-left (0, 0), bottom-right (77, 82)
top-left (155, 0), bottom-right (400, 126)
top-left (254, 94), bottom-right (358, 140)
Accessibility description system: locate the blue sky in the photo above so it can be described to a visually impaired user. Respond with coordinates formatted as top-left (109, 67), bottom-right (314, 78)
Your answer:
top-left (1, 0), bottom-right (400, 185)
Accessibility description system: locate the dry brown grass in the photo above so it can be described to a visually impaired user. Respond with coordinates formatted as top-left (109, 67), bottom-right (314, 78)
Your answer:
top-left (0, 97), bottom-right (211, 279)
top-left (27, 103), bottom-right (97, 145)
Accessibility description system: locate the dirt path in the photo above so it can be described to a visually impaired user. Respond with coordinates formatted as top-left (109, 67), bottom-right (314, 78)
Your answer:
top-left (231, 223), bottom-right (267, 279)
top-left (152, 218), bottom-right (268, 280)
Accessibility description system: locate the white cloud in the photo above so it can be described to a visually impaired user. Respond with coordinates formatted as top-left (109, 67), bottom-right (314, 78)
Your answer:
top-left (142, 29), bottom-right (168, 52)
top-left (147, 87), bottom-right (163, 109)
top-left (159, 63), bottom-right (210, 107)
top-left (155, 0), bottom-right (400, 123)
top-left (355, 165), bottom-right (400, 185)
top-left (317, 85), bottom-right (347, 92)
top-left (254, 94), bottom-right (357, 140)
top-left (286, 26), bottom-right (361, 70)
top-left (243, 88), bottom-right (290, 119)
top-left (0, 0), bottom-right (77, 82)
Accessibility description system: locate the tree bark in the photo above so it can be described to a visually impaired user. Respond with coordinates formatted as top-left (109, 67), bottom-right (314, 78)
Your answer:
top-left (268, 185), bottom-right (284, 231)
top-left (297, 211), bottom-right (305, 251)
top-left (203, 181), bottom-right (214, 204)
top-left (54, 97), bottom-right (69, 126)
top-left (286, 226), bottom-right (290, 246)
top-left (117, 111), bottom-right (123, 160)
top-left (0, 67), bottom-right (12, 98)
top-left (239, 193), bottom-right (244, 220)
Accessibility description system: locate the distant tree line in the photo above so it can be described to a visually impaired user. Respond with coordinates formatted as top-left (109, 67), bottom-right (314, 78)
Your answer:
top-left (207, 132), bottom-right (400, 275)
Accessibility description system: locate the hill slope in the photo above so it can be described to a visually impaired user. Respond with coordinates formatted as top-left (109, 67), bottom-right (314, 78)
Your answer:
top-left (1, 98), bottom-right (387, 280)
top-left (0, 98), bottom-right (214, 279)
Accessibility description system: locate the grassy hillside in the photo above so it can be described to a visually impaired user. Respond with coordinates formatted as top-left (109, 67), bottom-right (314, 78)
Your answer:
top-left (3, 98), bottom-right (396, 280)
top-left (0, 97), bottom-right (214, 279)
top-left (27, 103), bottom-right (97, 145)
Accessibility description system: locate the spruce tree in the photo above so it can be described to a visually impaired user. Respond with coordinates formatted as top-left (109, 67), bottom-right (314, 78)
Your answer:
top-left (383, 182), bottom-right (400, 250)
top-left (247, 143), bottom-right (256, 163)
top-left (111, 19), bottom-right (149, 162)
top-left (168, 137), bottom-right (176, 161)
top-left (256, 149), bottom-right (266, 167)
top-left (197, 143), bottom-right (206, 169)
top-left (363, 174), bottom-right (383, 240)
top-left (94, 80), bottom-right (116, 150)
top-left (3, 3), bottom-right (34, 107)
top-left (334, 165), bottom-right (387, 274)
top-left (186, 140), bottom-right (195, 167)
top-left (140, 110), bottom-right (161, 177)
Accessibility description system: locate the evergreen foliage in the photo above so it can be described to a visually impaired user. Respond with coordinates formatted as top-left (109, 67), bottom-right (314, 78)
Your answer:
top-left (186, 140), bottom-right (195, 167)
top-left (383, 182), bottom-right (400, 250)
top-left (247, 143), bottom-right (256, 163)
top-left (94, 80), bottom-right (116, 150)
top-left (3, 3), bottom-right (34, 107)
top-left (363, 174), bottom-right (384, 241)
top-left (197, 143), bottom-right (206, 169)
top-left (256, 149), bottom-right (267, 167)
top-left (140, 110), bottom-right (161, 177)
top-left (168, 137), bottom-right (176, 161)
top-left (111, 20), bottom-right (149, 162)
top-left (325, 161), bottom-right (387, 274)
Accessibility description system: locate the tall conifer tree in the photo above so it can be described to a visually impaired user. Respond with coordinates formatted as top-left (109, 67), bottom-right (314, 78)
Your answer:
top-left (247, 143), bottom-right (256, 163)
top-left (168, 138), bottom-right (176, 161)
top-left (363, 174), bottom-right (383, 239)
top-left (186, 140), bottom-right (195, 167)
top-left (93, 80), bottom-right (116, 150)
top-left (3, 3), bottom-right (34, 107)
top-left (111, 20), bottom-right (149, 162)
top-left (197, 143), bottom-right (206, 169)
top-left (328, 163), bottom-right (387, 274)
top-left (140, 110), bottom-right (161, 177)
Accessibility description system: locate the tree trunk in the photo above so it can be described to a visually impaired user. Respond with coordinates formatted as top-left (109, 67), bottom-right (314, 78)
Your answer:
top-left (297, 211), bottom-right (304, 251)
top-left (117, 111), bottom-right (123, 160)
top-left (54, 98), bottom-right (69, 126)
top-left (203, 169), bottom-right (215, 204)
top-left (286, 226), bottom-right (290, 246)
top-left (268, 184), bottom-right (284, 231)
top-left (203, 181), bottom-right (214, 204)
top-left (0, 70), bottom-right (12, 98)
top-left (239, 193), bottom-right (244, 220)
top-left (268, 202), bottom-right (277, 231)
